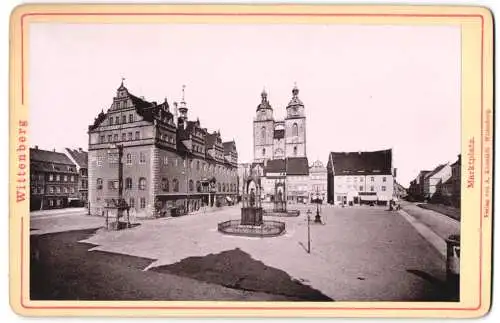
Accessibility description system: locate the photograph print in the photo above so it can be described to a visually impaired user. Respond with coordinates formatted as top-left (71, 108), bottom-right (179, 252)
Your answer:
top-left (14, 5), bottom-right (491, 314)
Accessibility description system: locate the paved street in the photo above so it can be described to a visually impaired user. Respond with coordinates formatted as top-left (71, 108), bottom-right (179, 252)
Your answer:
top-left (400, 201), bottom-right (460, 240)
top-left (31, 204), bottom-right (454, 301)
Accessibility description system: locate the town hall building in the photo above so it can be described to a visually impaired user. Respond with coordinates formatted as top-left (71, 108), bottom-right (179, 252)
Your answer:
top-left (88, 81), bottom-right (238, 218)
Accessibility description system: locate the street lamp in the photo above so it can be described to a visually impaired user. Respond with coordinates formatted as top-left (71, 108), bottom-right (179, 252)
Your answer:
top-left (314, 187), bottom-right (322, 224)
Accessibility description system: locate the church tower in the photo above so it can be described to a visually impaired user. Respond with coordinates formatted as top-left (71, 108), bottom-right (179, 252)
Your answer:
top-left (253, 89), bottom-right (275, 163)
top-left (284, 84), bottom-right (306, 158)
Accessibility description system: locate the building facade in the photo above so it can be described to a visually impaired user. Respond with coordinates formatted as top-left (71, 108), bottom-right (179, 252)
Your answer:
top-left (327, 149), bottom-right (395, 206)
top-left (64, 148), bottom-right (89, 205)
top-left (438, 155), bottom-right (461, 207)
top-left (88, 82), bottom-right (238, 218)
top-left (309, 160), bottom-right (327, 203)
top-left (30, 147), bottom-right (79, 211)
top-left (408, 170), bottom-right (431, 201)
top-left (423, 163), bottom-right (451, 199)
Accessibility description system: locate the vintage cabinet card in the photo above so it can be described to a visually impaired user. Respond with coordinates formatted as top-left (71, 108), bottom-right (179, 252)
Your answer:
top-left (9, 3), bottom-right (493, 318)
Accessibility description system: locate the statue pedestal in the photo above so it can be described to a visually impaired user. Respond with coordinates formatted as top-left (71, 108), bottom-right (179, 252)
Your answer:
top-left (241, 207), bottom-right (263, 226)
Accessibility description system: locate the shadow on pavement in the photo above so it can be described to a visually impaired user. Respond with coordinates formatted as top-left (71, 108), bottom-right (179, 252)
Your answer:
top-left (151, 248), bottom-right (332, 301)
top-left (406, 269), bottom-right (459, 302)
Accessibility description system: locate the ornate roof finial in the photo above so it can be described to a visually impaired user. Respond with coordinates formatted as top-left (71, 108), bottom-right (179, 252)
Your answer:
top-left (261, 87), bottom-right (268, 101)
top-left (292, 82), bottom-right (299, 96)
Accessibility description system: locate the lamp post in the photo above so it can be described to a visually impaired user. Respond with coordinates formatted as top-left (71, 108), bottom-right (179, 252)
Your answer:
top-left (314, 186), bottom-right (322, 223)
top-left (306, 209), bottom-right (311, 253)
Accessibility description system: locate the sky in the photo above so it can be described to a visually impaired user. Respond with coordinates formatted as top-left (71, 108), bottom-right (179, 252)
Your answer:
top-left (29, 23), bottom-right (461, 187)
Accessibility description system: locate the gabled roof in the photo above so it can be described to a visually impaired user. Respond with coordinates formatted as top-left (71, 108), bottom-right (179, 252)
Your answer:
top-left (264, 159), bottom-right (286, 174)
top-left (263, 157), bottom-right (309, 176)
top-left (329, 149), bottom-right (392, 175)
top-left (223, 141), bottom-right (237, 154)
top-left (65, 148), bottom-right (88, 168)
top-left (286, 157), bottom-right (309, 175)
top-left (425, 164), bottom-right (448, 179)
top-left (30, 148), bottom-right (74, 165)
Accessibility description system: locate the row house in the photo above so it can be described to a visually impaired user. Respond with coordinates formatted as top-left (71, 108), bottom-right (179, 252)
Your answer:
top-left (64, 148), bottom-right (89, 205)
top-left (437, 154), bottom-right (461, 207)
top-left (309, 160), bottom-right (327, 203)
top-left (327, 149), bottom-right (395, 206)
top-left (30, 147), bottom-right (79, 211)
top-left (88, 82), bottom-right (238, 218)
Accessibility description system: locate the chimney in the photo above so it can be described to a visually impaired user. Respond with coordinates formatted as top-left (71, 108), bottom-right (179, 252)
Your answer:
top-left (34, 145), bottom-right (38, 150)
top-left (53, 148), bottom-right (56, 152)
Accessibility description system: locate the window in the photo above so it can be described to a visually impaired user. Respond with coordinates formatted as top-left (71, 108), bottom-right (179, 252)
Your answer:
top-left (128, 132), bottom-right (132, 141)
top-left (56, 199), bottom-right (61, 206)
top-left (126, 153), bottom-right (132, 165)
top-left (108, 135), bottom-right (112, 142)
top-left (139, 152), bottom-right (146, 164)
top-left (164, 156), bottom-right (168, 165)
top-left (122, 115), bottom-right (127, 123)
top-left (359, 186), bottom-right (363, 191)
top-left (383, 177), bottom-right (387, 182)
top-left (337, 196), bottom-right (341, 201)
top-left (292, 123), bottom-right (298, 136)
top-left (63, 175), bottom-right (67, 182)
top-left (370, 186), bottom-right (374, 192)
top-left (135, 131), bottom-right (140, 140)
top-left (115, 116), bottom-right (119, 124)
top-left (122, 133), bottom-right (127, 141)
top-left (196, 180), bottom-right (201, 192)
top-left (49, 186), bottom-right (54, 193)
top-left (114, 134), bottom-right (118, 142)
top-left (262, 148), bottom-right (266, 156)
top-left (56, 187), bottom-right (61, 193)
top-left (175, 158), bottom-right (179, 167)
top-left (139, 177), bottom-right (146, 190)
top-left (129, 197), bottom-right (135, 208)
top-left (218, 183), bottom-right (221, 192)
top-left (129, 114), bottom-right (134, 123)
top-left (371, 177), bottom-right (374, 182)
top-left (222, 183), bottom-right (226, 192)
top-left (161, 178), bottom-right (169, 192)
top-left (100, 135), bottom-right (105, 143)
top-left (56, 175), bottom-right (60, 181)
top-left (70, 187), bottom-right (75, 194)
top-left (97, 178), bottom-right (103, 189)
top-left (125, 178), bottom-right (132, 189)
top-left (196, 161), bottom-right (200, 170)
top-left (189, 180), bottom-right (194, 192)
top-left (173, 179), bottom-right (179, 192)
top-left (49, 174), bottom-right (53, 181)
top-left (293, 146), bottom-right (297, 156)
top-left (108, 180), bottom-right (118, 190)
top-left (70, 175), bottom-right (74, 182)
top-left (360, 177), bottom-right (363, 181)
top-left (140, 197), bottom-right (146, 209)
top-left (261, 126), bottom-right (266, 141)
top-left (382, 186), bottom-right (386, 191)
top-left (109, 117), bottom-right (113, 125)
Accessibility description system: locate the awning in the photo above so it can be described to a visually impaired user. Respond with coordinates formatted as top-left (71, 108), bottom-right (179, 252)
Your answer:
top-left (360, 195), bottom-right (377, 201)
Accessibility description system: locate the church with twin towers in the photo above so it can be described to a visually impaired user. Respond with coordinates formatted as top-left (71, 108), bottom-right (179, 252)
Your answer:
top-left (250, 84), bottom-right (310, 204)
top-left (253, 84), bottom-right (307, 162)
